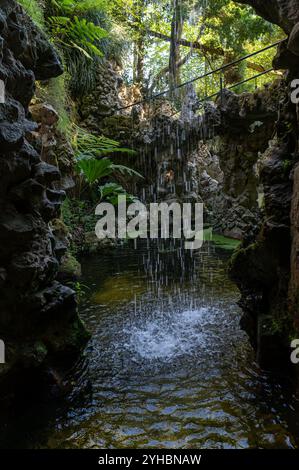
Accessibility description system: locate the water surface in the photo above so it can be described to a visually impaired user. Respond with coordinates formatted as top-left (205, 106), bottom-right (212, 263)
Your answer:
top-left (3, 240), bottom-right (299, 448)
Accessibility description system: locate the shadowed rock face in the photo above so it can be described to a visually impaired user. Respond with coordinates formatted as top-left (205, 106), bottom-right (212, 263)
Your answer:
top-left (229, 0), bottom-right (299, 368)
top-left (0, 0), bottom-right (88, 396)
top-left (290, 163), bottom-right (299, 330)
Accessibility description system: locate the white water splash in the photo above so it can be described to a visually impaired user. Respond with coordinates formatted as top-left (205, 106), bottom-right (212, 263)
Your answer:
top-left (124, 306), bottom-right (223, 361)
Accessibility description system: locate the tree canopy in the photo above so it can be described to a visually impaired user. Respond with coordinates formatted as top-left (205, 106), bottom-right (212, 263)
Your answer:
top-left (106, 0), bottom-right (284, 97)
top-left (19, 0), bottom-right (284, 100)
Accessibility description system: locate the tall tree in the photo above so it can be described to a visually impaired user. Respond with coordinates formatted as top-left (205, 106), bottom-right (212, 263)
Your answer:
top-left (108, 0), bottom-right (282, 95)
top-left (133, 0), bottom-right (146, 86)
top-left (169, 0), bottom-right (184, 91)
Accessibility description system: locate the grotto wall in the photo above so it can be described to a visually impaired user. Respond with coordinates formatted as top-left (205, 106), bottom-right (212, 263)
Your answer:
top-left (229, 0), bottom-right (299, 368)
top-left (77, 60), bottom-right (125, 134)
top-left (0, 0), bottom-right (87, 399)
top-left (205, 82), bottom-right (284, 240)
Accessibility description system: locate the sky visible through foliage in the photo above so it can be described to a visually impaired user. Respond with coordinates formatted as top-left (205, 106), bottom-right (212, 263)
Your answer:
top-left (19, 0), bottom-right (284, 99)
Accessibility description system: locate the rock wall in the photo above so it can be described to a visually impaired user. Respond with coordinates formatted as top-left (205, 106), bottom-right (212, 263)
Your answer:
top-left (203, 82), bottom-right (284, 240)
top-left (290, 163), bottom-right (299, 329)
top-left (229, 0), bottom-right (299, 368)
top-left (77, 60), bottom-right (126, 133)
top-left (0, 0), bottom-right (87, 400)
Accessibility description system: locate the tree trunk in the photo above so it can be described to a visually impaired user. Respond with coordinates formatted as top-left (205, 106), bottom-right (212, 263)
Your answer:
top-left (169, 0), bottom-right (184, 94)
top-left (133, 36), bottom-right (145, 85)
top-left (133, 0), bottom-right (146, 89)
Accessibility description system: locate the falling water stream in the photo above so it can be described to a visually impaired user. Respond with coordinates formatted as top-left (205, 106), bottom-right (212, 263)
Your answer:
top-left (3, 238), bottom-right (299, 449)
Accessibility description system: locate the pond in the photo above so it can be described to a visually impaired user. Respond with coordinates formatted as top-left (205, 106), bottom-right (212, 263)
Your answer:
top-left (2, 239), bottom-right (299, 448)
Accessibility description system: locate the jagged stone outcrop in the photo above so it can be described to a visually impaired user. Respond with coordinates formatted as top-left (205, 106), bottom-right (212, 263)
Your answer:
top-left (187, 143), bottom-right (224, 226)
top-left (79, 70), bottom-right (278, 238)
top-left (0, 0), bottom-right (88, 399)
top-left (230, 138), bottom-right (294, 367)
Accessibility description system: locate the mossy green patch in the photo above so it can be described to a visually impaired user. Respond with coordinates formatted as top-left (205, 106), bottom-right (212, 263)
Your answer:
top-left (211, 233), bottom-right (241, 251)
top-left (37, 73), bottom-right (72, 136)
top-left (101, 115), bottom-right (134, 138)
top-left (59, 252), bottom-right (82, 280)
top-left (203, 228), bottom-right (241, 251)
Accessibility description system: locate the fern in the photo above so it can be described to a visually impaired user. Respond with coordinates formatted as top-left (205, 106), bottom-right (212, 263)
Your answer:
top-left (76, 158), bottom-right (143, 185)
top-left (73, 125), bottom-right (136, 158)
top-left (74, 126), bottom-right (142, 194)
top-left (49, 0), bottom-right (109, 15)
top-left (111, 165), bottom-right (143, 179)
top-left (48, 15), bottom-right (108, 58)
top-left (27, 0), bottom-right (128, 95)
top-left (76, 158), bottom-right (114, 184)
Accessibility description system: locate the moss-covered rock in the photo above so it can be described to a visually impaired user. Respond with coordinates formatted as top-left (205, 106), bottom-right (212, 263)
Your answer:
top-left (84, 232), bottom-right (117, 254)
top-left (100, 115), bottom-right (134, 143)
top-left (58, 252), bottom-right (82, 281)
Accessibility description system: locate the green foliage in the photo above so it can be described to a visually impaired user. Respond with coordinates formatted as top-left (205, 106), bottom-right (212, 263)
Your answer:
top-left (61, 197), bottom-right (75, 230)
top-left (62, 197), bottom-right (97, 233)
top-left (18, 0), bottom-right (45, 29)
top-left (74, 126), bottom-right (142, 202)
top-left (45, 0), bottom-right (128, 95)
top-left (73, 125), bottom-right (136, 158)
top-left (76, 158), bottom-right (115, 184)
top-left (49, 0), bottom-right (109, 15)
top-left (99, 182), bottom-right (138, 205)
top-left (20, 1), bottom-right (128, 95)
top-left (18, 2), bottom-right (73, 134)
top-left (47, 15), bottom-right (108, 59)
top-left (21, 0), bottom-right (282, 102)
top-left (111, 164), bottom-right (143, 179)
top-left (211, 233), bottom-right (241, 251)
top-left (67, 280), bottom-right (90, 303)
top-left (76, 158), bottom-right (142, 185)
top-left (110, 0), bottom-right (283, 96)
top-left (37, 72), bottom-right (72, 134)
top-left (203, 228), bottom-right (241, 251)
top-left (46, 1), bottom-right (109, 94)
top-left (61, 198), bottom-right (98, 255)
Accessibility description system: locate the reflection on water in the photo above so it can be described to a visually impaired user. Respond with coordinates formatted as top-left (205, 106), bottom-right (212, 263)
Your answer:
top-left (92, 272), bottom-right (147, 305)
top-left (3, 240), bottom-right (299, 449)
